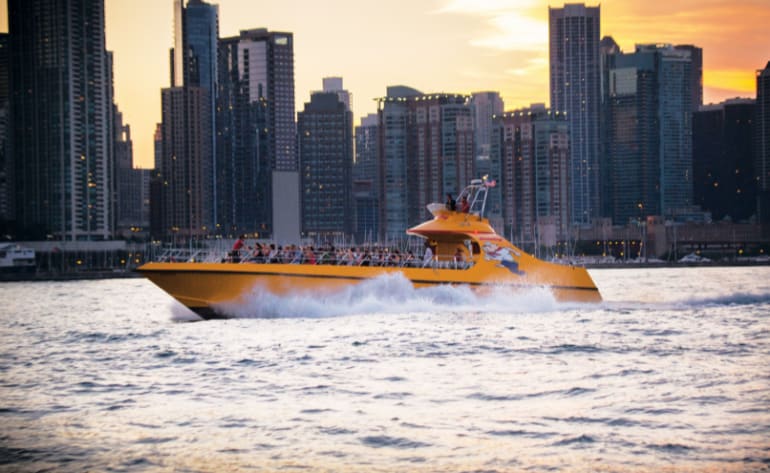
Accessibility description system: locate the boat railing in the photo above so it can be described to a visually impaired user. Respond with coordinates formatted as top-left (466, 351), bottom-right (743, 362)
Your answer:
top-left (153, 247), bottom-right (474, 270)
top-left (156, 248), bottom-right (223, 263)
top-left (422, 253), bottom-right (474, 270)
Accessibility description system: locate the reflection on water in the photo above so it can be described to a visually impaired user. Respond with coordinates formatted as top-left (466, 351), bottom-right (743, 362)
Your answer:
top-left (1, 267), bottom-right (769, 472)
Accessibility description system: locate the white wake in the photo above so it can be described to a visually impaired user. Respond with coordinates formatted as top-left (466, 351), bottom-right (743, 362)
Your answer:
top-left (213, 273), bottom-right (571, 319)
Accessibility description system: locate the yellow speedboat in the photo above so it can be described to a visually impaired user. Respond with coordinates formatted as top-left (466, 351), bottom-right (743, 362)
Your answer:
top-left (139, 179), bottom-right (601, 318)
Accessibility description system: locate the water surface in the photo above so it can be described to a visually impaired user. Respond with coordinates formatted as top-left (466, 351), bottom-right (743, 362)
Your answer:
top-left (1, 266), bottom-right (769, 472)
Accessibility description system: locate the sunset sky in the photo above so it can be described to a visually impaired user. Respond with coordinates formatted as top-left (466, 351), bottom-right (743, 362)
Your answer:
top-left (2, 0), bottom-right (769, 168)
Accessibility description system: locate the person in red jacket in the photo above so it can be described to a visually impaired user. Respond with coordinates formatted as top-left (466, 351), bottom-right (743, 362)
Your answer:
top-left (230, 234), bottom-right (247, 262)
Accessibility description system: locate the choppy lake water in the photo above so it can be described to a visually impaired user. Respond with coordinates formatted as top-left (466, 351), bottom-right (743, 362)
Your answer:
top-left (1, 266), bottom-right (769, 472)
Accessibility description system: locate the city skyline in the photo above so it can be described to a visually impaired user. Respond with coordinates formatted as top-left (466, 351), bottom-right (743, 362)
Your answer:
top-left (1, 0), bottom-right (768, 170)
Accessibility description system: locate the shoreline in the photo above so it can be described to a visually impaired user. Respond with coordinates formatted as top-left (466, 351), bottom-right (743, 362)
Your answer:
top-left (0, 270), bottom-right (144, 282)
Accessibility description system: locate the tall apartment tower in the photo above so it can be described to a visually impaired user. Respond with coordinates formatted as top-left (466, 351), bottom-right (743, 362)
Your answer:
top-left (549, 3), bottom-right (601, 226)
top-left (216, 28), bottom-right (298, 241)
top-left (176, 0), bottom-right (218, 220)
top-left (377, 86), bottom-right (421, 241)
top-left (471, 92), bottom-right (505, 231)
top-left (229, 29), bottom-right (297, 172)
top-left (0, 33), bottom-right (10, 224)
top-left (693, 99), bottom-right (756, 222)
top-left (8, 0), bottom-right (113, 240)
top-left (217, 33), bottom-right (269, 237)
top-left (492, 105), bottom-right (570, 247)
top-left (674, 45), bottom-right (703, 111)
top-left (354, 114), bottom-right (379, 243)
top-left (757, 62), bottom-right (770, 224)
top-left (157, 0), bottom-right (218, 239)
top-left (376, 87), bottom-right (474, 241)
top-left (159, 87), bottom-right (212, 238)
top-left (604, 44), bottom-right (694, 223)
top-left (471, 91), bottom-right (504, 178)
top-left (598, 35), bottom-right (621, 220)
top-left (297, 90), bottom-right (354, 240)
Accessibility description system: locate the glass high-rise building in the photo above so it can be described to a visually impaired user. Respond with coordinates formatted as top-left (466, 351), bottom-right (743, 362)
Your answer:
top-left (693, 99), bottom-right (756, 222)
top-left (757, 62), bottom-right (770, 223)
top-left (674, 45), bottom-right (703, 112)
top-left (492, 105), bottom-right (570, 246)
top-left (376, 87), bottom-right (474, 241)
top-left (471, 91), bottom-right (504, 178)
top-left (159, 86), bottom-right (212, 238)
top-left (377, 86), bottom-right (420, 242)
top-left (354, 114), bottom-right (379, 243)
top-left (216, 34), bottom-right (270, 237)
top-left (9, 0), bottom-right (113, 240)
top-left (0, 33), bottom-right (9, 224)
top-left (215, 28), bottom-right (297, 240)
top-left (604, 44), bottom-right (694, 223)
top-left (229, 29), bottom-right (297, 173)
top-left (549, 3), bottom-right (601, 226)
top-left (297, 91), bottom-right (354, 240)
top-left (157, 0), bottom-right (217, 239)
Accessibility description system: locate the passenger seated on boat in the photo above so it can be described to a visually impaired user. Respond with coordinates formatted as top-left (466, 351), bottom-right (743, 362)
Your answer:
top-left (423, 241), bottom-right (435, 268)
top-left (390, 249), bottom-right (402, 266)
top-left (275, 245), bottom-right (287, 263)
top-left (460, 196), bottom-right (470, 213)
top-left (319, 245), bottom-right (335, 265)
top-left (403, 250), bottom-right (416, 267)
top-left (259, 243), bottom-right (271, 263)
top-left (304, 246), bottom-right (317, 265)
top-left (446, 193), bottom-right (456, 211)
top-left (339, 248), bottom-right (356, 265)
top-left (350, 248), bottom-right (361, 266)
top-left (267, 244), bottom-right (279, 263)
top-left (245, 243), bottom-right (263, 263)
top-left (454, 247), bottom-right (465, 269)
top-left (289, 245), bottom-right (303, 264)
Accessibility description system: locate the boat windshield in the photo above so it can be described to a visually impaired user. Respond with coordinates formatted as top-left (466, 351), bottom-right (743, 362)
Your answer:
top-left (456, 178), bottom-right (493, 217)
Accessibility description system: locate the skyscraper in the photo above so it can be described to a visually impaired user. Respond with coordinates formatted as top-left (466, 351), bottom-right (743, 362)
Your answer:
top-left (216, 33), bottom-right (270, 237)
top-left (492, 105), bottom-right (570, 246)
top-left (675, 44), bottom-right (703, 111)
top-left (159, 86), bottom-right (212, 238)
top-left (376, 87), bottom-right (474, 241)
top-left (353, 114), bottom-right (379, 243)
top-left (177, 0), bottom-right (218, 221)
top-left (297, 90), bottom-right (354, 239)
top-left (113, 109), bottom-right (150, 237)
top-left (157, 0), bottom-right (218, 239)
top-left (9, 0), bottom-right (113, 240)
top-left (216, 28), bottom-right (298, 241)
top-left (471, 91), bottom-right (504, 179)
top-left (230, 29), bottom-right (297, 172)
top-left (757, 61), bottom-right (770, 224)
top-left (604, 44), bottom-right (694, 223)
top-left (377, 86), bottom-right (420, 241)
top-left (693, 99), bottom-right (756, 222)
top-left (0, 33), bottom-right (10, 225)
top-left (549, 3), bottom-right (601, 226)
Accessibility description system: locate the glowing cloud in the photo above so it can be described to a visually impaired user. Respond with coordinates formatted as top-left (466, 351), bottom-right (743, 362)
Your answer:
top-left (437, 0), bottom-right (547, 52)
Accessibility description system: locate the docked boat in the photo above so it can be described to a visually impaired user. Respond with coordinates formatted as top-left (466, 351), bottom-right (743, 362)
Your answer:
top-left (138, 179), bottom-right (601, 319)
top-left (0, 243), bottom-right (36, 273)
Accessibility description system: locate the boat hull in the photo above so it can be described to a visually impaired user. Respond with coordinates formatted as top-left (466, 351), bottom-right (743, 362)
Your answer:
top-left (138, 257), bottom-right (601, 319)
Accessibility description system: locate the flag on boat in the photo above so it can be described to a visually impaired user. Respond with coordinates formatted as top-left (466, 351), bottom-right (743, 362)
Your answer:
top-left (485, 179), bottom-right (496, 188)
